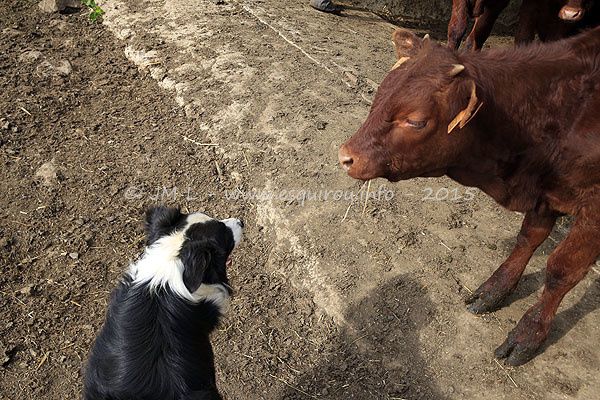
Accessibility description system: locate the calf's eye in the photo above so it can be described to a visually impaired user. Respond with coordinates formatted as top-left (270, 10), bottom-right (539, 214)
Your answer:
top-left (406, 119), bottom-right (427, 129)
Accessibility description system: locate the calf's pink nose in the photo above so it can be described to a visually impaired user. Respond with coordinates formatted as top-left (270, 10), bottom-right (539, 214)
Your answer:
top-left (338, 147), bottom-right (354, 171)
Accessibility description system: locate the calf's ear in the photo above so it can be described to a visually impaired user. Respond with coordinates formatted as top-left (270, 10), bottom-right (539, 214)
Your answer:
top-left (392, 29), bottom-right (424, 58)
top-left (448, 80), bottom-right (483, 134)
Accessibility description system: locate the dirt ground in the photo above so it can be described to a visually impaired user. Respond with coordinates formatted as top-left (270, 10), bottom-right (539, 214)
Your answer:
top-left (1, 1), bottom-right (600, 400)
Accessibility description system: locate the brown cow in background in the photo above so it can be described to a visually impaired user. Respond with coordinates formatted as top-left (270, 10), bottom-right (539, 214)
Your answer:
top-left (339, 28), bottom-right (600, 365)
top-left (448, 0), bottom-right (599, 50)
top-left (448, 0), bottom-right (510, 50)
top-left (517, 0), bottom-right (600, 44)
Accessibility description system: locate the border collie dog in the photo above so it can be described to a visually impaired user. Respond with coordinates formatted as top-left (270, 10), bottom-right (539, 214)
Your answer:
top-left (84, 206), bottom-right (243, 400)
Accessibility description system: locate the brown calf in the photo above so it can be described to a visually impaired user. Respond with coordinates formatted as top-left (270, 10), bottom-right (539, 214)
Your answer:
top-left (448, 0), bottom-right (599, 50)
top-left (339, 28), bottom-right (600, 365)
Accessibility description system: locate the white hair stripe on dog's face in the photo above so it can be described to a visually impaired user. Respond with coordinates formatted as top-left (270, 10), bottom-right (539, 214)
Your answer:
top-left (127, 212), bottom-right (230, 309)
top-left (186, 212), bottom-right (213, 226)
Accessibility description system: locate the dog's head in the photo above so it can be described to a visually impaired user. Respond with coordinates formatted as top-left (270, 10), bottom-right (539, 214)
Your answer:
top-left (129, 206), bottom-right (244, 310)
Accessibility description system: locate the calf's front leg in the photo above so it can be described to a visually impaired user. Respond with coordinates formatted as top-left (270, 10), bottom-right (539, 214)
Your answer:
top-left (495, 215), bottom-right (600, 366)
top-left (514, 0), bottom-right (537, 45)
top-left (466, 206), bottom-right (558, 313)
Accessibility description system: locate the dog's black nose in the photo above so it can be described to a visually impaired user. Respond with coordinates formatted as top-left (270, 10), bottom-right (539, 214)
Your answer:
top-left (238, 220), bottom-right (244, 228)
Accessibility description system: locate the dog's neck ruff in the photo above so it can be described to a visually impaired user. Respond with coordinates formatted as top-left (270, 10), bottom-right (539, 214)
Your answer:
top-left (128, 228), bottom-right (230, 311)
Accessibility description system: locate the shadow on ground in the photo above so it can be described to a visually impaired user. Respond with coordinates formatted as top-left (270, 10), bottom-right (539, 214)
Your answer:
top-left (545, 277), bottom-right (600, 349)
top-left (280, 274), bottom-right (445, 400)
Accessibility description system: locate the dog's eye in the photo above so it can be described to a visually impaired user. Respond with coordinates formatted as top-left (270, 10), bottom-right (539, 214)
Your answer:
top-left (406, 119), bottom-right (427, 129)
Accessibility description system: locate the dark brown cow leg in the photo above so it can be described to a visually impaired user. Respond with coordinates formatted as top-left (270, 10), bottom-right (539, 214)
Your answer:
top-left (448, 0), bottom-right (470, 50)
top-left (495, 215), bottom-right (600, 366)
top-left (464, 0), bottom-right (510, 50)
top-left (466, 206), bottom-right (558, 314)
top-left (515, 0), bottom-right (537, 45)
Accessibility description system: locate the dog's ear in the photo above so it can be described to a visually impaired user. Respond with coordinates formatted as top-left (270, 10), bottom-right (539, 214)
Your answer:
top-left (145, 206), bottom-right (185, 244)
top-left (179, 239), bottom-right (214, 294)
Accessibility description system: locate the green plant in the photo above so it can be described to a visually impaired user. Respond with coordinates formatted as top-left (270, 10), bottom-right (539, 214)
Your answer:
top-left (81, 0), bottom-right (105, 22)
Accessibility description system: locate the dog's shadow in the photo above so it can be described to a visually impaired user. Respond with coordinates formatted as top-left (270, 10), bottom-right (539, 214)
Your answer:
top-left (279, 274), bottom-right (446, 400)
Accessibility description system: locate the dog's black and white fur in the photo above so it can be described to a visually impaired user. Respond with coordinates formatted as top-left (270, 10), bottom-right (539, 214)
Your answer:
top-left (84, 206), bottom-right (243, 400)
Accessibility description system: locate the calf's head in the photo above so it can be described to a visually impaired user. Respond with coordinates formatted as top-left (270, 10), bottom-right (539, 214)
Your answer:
top-left (339, 29), bottom-right (482, 182)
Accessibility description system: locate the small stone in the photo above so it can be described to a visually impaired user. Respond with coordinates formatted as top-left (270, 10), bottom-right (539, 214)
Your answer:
top-left (69, 252), bottom-right (79, 260)
top-left (17, 284), bottom-right (35, 296)
top-left (1, 119), bottom-right (10, 130)
top-left (35, 159), bottom-right (60, 187)
top-left (38, 0), bottom-right (82, 13)
top-left (150, 67), bottom-right (166, 81)
top-left (316, 121), bottom-right (327, 130)
top-left (55, 60), bottom-right (72, 77)
top-left (18, 50), bottom-right (43, 63)
top-left (36, 59), bottom-right (72, 78)
top-left (118, 29), bottom-right (133, 40)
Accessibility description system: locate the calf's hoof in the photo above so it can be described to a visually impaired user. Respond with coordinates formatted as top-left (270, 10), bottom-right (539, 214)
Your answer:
top-left (494, 306), bottom-right (550, 366)
top-left (495, 335), bottom-right (542, 366)
top-left (466, 288), bottom-right (505, 314)
top-left (465, 279), bottom-right (515, 314)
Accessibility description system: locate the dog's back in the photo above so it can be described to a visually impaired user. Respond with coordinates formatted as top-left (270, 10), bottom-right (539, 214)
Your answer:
top-left (84, 276), bottom-right (223, 400)
top-left (84, 207), bottom-right (243, 400)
